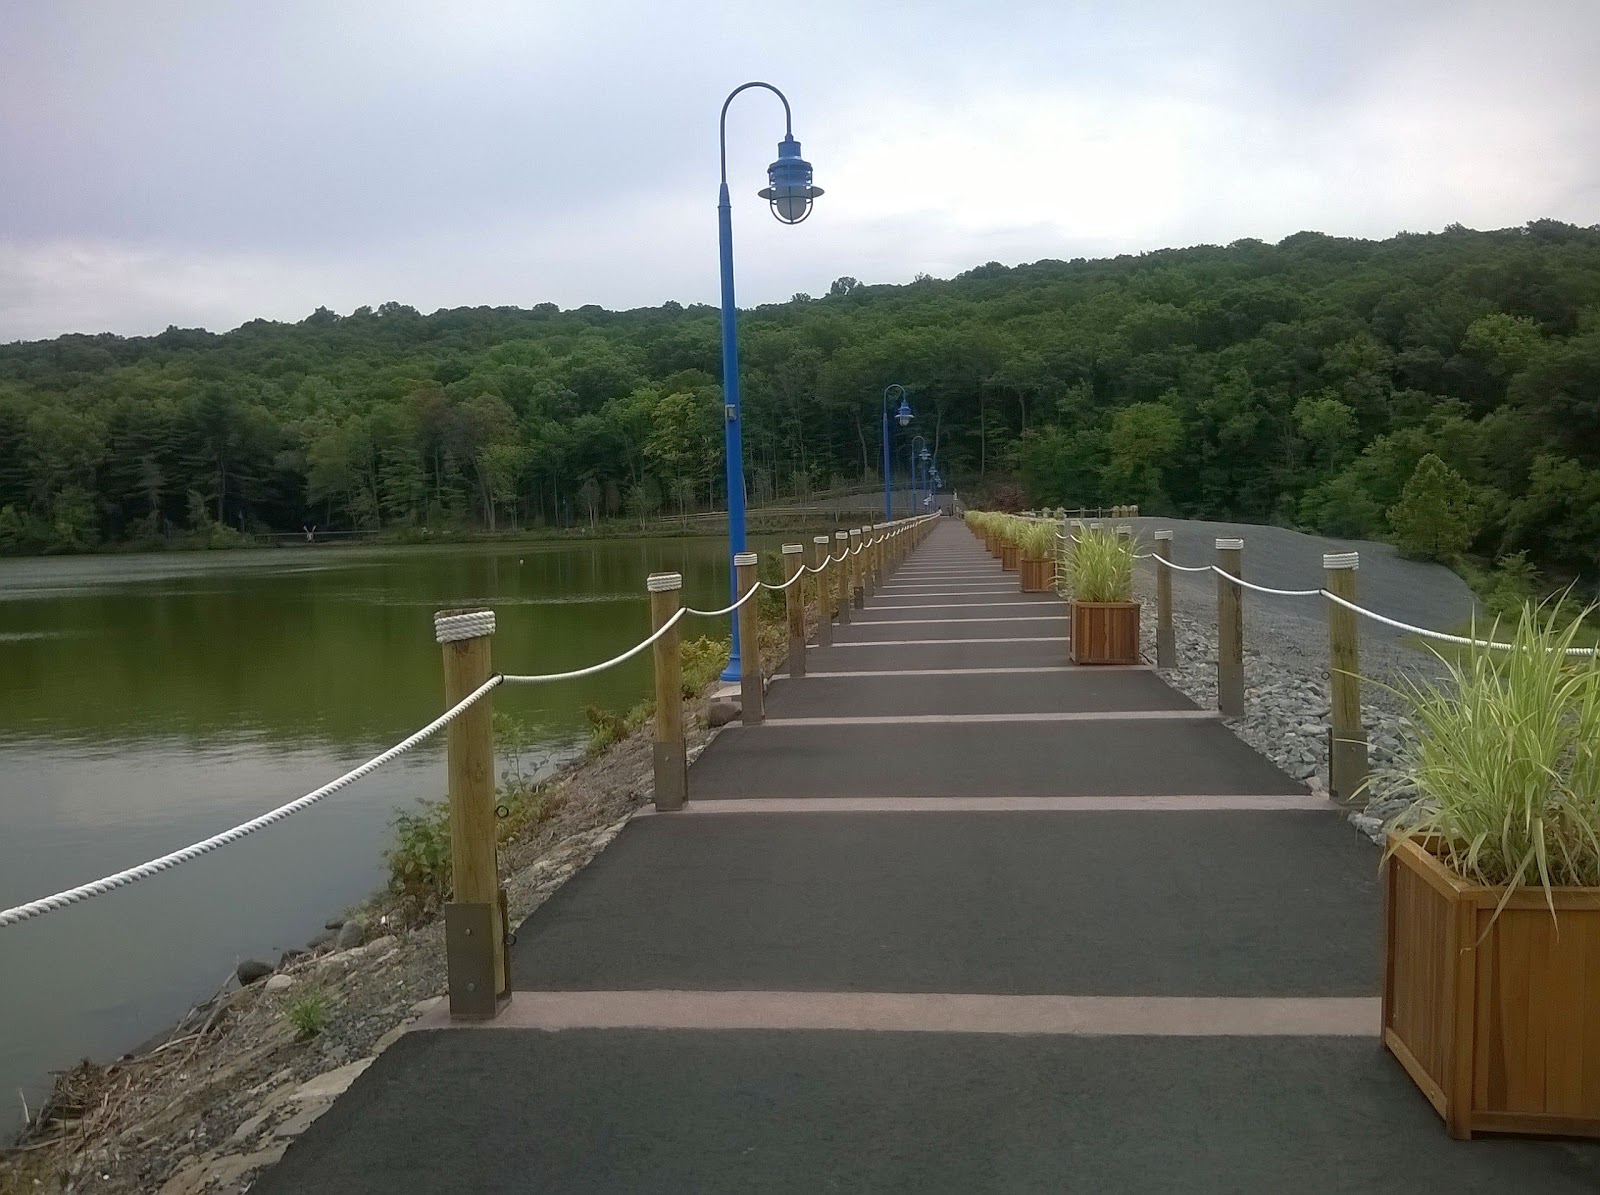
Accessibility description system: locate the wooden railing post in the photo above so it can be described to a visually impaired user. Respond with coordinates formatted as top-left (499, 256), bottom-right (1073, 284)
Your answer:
top-left (1325, 552), bottom-right (1368, 802)
top-left (835, 531), bottom-right (852, 624)
top-left (1116, 523), bottom-right (1132, 548)
top-left (812, 536), bottom-right (833, 647)
top-left (1153, 529), bottom-right (1175, 669)
top-left (434, 608), bottom-right (506, 1020)
top-left (647, 573), bottom-right (686, 812)
top-left (782, 544), bottom-right (806, 677)
top-left (735, 552), bottom-right (764, 724)
top-left (1216, 538), bottom-right (1244, 717)
top-left (849, 528), bottom-right (865, 608)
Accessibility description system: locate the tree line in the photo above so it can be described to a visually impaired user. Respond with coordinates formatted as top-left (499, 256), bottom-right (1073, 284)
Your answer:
top-left (1, 220), bottom-right (1597, 585)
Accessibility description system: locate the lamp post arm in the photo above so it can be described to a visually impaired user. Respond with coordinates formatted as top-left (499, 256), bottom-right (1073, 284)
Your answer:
top-left (720, 82), bottom-right (793, 185)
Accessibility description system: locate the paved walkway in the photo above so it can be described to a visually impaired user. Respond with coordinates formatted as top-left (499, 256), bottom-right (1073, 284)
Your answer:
top-left (257, 520), bottom-right (1600, 1192)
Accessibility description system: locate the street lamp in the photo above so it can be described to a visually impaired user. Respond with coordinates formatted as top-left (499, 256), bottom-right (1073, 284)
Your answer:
top-left (716, 81), bottom-right (823, 681)
top-left (882, 384), bottom-right (912, 521)
top-left (909, 435), bottom-right (928, 513)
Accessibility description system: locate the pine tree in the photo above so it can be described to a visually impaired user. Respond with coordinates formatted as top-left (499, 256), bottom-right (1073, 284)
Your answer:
top-left (1388, 453), bottom-right (1475, 561)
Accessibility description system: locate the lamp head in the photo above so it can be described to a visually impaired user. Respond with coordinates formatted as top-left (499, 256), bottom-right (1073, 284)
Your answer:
top-left (918, 447), bottom-right (930, 461)
top-left (759, 134), bottom-right (823, 224)
top-left (895, 397), bottom-right (913, 427)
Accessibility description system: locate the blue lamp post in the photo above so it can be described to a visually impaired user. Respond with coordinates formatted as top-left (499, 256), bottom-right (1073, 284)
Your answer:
top-left (909, 435), bottom-right (928, 512)
top-left (881, 384), bottom-right (912, 521)
top-left (716, 81), bottom-right (823, 681)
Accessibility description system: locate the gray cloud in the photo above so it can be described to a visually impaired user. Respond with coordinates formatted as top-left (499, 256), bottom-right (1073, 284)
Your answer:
top-left (2, 0), bottom-right (1596, 340)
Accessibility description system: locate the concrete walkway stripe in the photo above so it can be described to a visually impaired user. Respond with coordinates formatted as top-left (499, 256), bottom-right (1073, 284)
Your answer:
top-left (752, 710), bottom-right (1218, 727)
top-left (637, 795), bottom-right (1330, 814)
top-left (848, 616), bottom-right (1065, 626)
top-left (802, 667), bottom-right (1147, 677)
top-left (421, 991), bottom-right (1379, 1037)
top-left (832, 637), bottom-right (1066, 647)
top-left (862, 601), bottom-right (1052, 610)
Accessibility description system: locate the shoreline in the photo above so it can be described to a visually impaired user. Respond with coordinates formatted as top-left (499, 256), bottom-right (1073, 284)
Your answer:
top-left (0, 617), bottom-right (779, 1193)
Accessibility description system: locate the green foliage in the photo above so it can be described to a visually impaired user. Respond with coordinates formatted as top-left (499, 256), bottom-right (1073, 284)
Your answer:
top-left (384, 800), bottom-right (452, 925)
top-left (582, 701), bottom-right (651, 757)
top-left (283, 987), bottom-right (332, 1039)
top-left (1017, 519), bottom-right (1056, 560)
top-left (1376, 602), bottom-right (1600, 906)
top-left (1065, 525), bottom-right (1134, 603)
top-left (680, 635), bottom-right (729, 697)
top-left (1, 223), bottom-right (1598, 582)
top-left (1388, 453), bottom-right (1476, 561)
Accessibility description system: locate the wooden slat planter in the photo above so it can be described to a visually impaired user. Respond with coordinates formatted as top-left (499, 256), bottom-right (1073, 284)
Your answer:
top-left (985, 534), bottom-right (999, 557)
top-left (1384, 835), bottom-right (1600, 1139)
top-left (1019, 556), bottom-right (1054, 593)
top-left (1069, 601), bottom-right (1139, 665)
top-left (1000, 544), bottom-right (1019, 572)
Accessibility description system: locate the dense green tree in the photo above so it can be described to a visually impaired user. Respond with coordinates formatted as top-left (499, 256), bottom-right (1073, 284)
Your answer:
top-left (1389, 453), bottom-right (1477, 561)
top-left (0, 221), bottom-right (1596, 582)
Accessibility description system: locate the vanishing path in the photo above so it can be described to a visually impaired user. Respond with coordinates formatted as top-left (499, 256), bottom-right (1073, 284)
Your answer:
top-left (256, 519), bottom-right (1597, 1192)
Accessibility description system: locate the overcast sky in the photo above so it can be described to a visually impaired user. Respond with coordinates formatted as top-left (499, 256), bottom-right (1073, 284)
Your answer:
top-left (2, 0), bottom-right (1597, 342)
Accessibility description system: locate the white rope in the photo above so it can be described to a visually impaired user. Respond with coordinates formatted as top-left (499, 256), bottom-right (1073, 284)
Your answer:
top-left (1210, 566), bottom-right (1324, 598)
top-left (434, 610), bottom-right (496, 643)
top-left (1139, 553), bottom-right (1213, 572)
top-left (685, 584), bottom-right (763, 619)
top-left (761, 570), bottom-right (807, 591)
top-left (0, 674), bottom-right (503, 929)
top-left (1321, 591), bottom-right (1597, 655)
top-left (501, 606), bottom-right (690, 682)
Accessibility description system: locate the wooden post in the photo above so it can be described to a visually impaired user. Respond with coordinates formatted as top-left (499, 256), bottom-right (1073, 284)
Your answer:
top-left (1325, 552), bottom-right (1368, 802)
top-left (1153, 530), bottom-right (1176, 669)
top-left (812, 536), bottom-right (833, 648)
top-left (835, 531), bottom-right (852, 624)
top-left (647, 573), bottom-right (686, 812)
top-left (782, 544), bottom-right (806, 677)
top-left (1116, 523), bottom-right (1132, 547)
top-left (735, 552), bottom-right (764, 724)
top-left (1216, 538), bottom-right (1244, 718)
top-left (849, 528), bottom-right (865, 608)
top-left (434, 608), bottom-right (506, 1020)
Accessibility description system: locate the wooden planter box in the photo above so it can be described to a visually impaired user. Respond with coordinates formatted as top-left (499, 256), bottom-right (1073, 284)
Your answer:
top-left (1384, 835), bottom-right (1600, 1139)
top-left (1000, 544), bottom-right (1019, 572)
top-left (984, 534), bottom-right (999, 557)
top-left (1069, 600), bottom-right (1139, 664)
top-left (1019, 556), bottom-right (1054, 593)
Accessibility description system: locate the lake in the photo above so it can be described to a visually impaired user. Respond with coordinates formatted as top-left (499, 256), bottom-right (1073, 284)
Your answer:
top-left (0, 536), bottom-right (760, 1129)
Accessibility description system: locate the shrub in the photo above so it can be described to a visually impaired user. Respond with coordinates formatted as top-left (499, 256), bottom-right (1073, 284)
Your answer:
top-left (1375, 600), bottom-right (1600, 912)
top-left (384, 800), bottom-right (452, 924)
top-left (284, 988), bottom-right (331, 1038)
top-left (1017, 520), bottom-right (1056, 560)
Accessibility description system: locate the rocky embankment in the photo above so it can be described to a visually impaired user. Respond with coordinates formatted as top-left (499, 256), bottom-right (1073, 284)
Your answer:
top-left (1133, 567), bottom-right (1443, 841)
top-left (0, 709), bottom-right (723, 1195)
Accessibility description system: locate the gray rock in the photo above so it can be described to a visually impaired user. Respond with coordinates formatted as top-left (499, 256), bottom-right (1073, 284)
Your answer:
top-left (306, 928), bottom-right (335, 950)
top-left (334, 918), bottom-right (368, 949)
top-left (236, 959), bottom-right (273, 986)
top-left (324, 916), bottom-right (346, 930)
top-left (706, 700), bottom-right (740, 728)
top-left (264, 973), bottom-right (295, 993)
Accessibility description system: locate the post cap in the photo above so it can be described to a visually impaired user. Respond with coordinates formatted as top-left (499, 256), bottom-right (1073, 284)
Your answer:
top-left (849, 528), bottom-right (862, 537)
top-left (434, 609), bottom-right (495, 643)
top-left (1324, 552), bottom-right (1360, 570)
top-left (646, 572), bottom-right (683, 592)
top-left (782, 543), bottom-right (803, 554)
top-left (1117, 524), bottom-right (1132, 534)
top-left (1154, 529), bottom-right (1173, 541)
top-left (733, 552), bottom-right (758, 567)
top-left (814, 536), bottom-right (830, 544)
top-left (836, 531), bottom-right (849, 540)
top-left (1216, 538), bottom-right (1244, 551)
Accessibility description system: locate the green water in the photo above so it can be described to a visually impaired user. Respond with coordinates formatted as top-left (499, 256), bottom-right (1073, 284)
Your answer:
top-left (0, 537), bottom-right (759, 1128)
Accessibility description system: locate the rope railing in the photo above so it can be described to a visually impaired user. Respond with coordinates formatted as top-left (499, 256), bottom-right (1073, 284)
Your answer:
top-left (0, 514), bottom-right (941, 932)
top-left (0, 674), bottom-right (503, 929)
top-left (1141, 549), bottom-right (1597, 656)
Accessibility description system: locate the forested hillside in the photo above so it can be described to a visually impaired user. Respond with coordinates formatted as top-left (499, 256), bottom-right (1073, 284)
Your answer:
top-left (2, 221), bottom-right (1598, 581)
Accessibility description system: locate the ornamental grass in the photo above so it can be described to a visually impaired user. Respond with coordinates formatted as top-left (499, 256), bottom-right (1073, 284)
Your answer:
top-left (1066, 525), bottom-right (1134, 603)
top-left (1373, 600), bottom-right (1600, 912)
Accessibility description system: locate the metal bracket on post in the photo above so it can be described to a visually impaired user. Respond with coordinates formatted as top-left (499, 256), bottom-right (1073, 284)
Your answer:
top-left (444, 901), bottom-right (507, 1019)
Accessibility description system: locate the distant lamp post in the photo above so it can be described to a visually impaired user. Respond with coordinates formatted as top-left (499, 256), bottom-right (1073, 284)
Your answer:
top-left (716, 81), bottom-right (823, 681)
top-left (909, 435), bottom-right (928, 513)
top-left (882, 384), bottom-right (912, 521)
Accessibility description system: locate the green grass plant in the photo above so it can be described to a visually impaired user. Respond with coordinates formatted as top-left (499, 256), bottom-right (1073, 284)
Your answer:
top-left (1017, 520), bottom-right (1056, 561)
top-left (284, 987), bottom-right (331, 1039)
top-left (1066, 526), bottom-right (1134, 603)
top-left (1373, 600), bottom-right (1600, 912)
